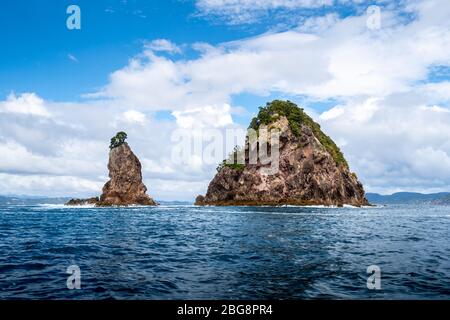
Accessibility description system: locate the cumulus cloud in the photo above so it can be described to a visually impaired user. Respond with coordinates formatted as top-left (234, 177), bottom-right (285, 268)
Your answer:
top-left (0, 93), bottom-right (51, 117)
top-left (0, 173), bottom-right (102, 197)
top-left (121, 110), bottom-right (147, 124)
top-left (420, 82), bottom-right (450, 103)
top-left (94, 2), bottom-right (450, 108)
top-left (0, 91), bottom-right (230, 199)
top-left (319, 96), bottom-right (450, 193)
top-left (172, 104), bottom-right (233, 129)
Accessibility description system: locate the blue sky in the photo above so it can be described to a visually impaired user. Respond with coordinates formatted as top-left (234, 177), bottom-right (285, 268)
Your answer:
top-left (0, 0), bottom-right (275, 101)
top-left (0, 0), bottom-right (370, 112)
top-left (1, 0), bottom-right (450, 200)
top-left (0, 0), bottom-right (206, 100)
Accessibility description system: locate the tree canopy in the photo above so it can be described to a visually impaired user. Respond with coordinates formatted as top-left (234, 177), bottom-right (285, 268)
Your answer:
top-left (249, 100), bottom-right (349, 168)
top-left (217, 145), bottom-right (245, 172)
top-left (109, 131), bottom-right (128, 149)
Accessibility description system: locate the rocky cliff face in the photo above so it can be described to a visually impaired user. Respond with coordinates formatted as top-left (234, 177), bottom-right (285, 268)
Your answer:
top-left (65, 197), bottom-right (99, 206)
top-left (66, 141), bottom-right (156, 206)
top-left (196, 100), bottom-right (369, 207)
top-left (97, 143), bottom-right (156, 206)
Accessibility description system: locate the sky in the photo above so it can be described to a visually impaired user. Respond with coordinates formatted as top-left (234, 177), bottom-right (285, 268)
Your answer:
top-left (1, 0), bottom-right (450, 200)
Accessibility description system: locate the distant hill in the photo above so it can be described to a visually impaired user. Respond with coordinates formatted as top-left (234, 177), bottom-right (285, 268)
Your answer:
top-left (0, 196), bottom-right (190, 206)
top-left (157, 200), bottom-right (192, 205)
top-left (432, 194), bottom-right (450, 205)
top-left (2, 193), bottom-right (449, 206)
top-left (366, 192), bottom-right (450, 204)
top-left (0, 195), bottom-right (71, 205)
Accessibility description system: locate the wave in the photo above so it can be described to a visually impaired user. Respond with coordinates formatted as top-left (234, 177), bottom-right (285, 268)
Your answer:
top-left (38, 203), bottom-right (96, 209)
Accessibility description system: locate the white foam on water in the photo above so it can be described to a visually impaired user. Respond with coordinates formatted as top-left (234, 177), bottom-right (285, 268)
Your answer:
top-left (285, 204), bottom-right (338, 208)
top-left (38, 203), bottom-right (96, 209)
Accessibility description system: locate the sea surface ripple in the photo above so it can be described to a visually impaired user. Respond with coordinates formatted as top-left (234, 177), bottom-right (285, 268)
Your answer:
top-left (0, 204), bottom-right (449, 299)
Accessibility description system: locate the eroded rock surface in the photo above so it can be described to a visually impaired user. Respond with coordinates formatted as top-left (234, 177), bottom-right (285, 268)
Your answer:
top-left (65, 197), bottom-right (99, 206)
top-left (66, 141), bottom-right (156, 206)
top-left (196, 100), bottom-right (369, 207)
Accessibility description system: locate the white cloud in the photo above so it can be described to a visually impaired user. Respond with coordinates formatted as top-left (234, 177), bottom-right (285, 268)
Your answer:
top-left (412, 147), bottom-right (450, 178)
top-left (195, 0), bottom-right (334, 24)
top-left (141, 159), bottom-right (175, 174)
top-left (0, 92), bottom-right (231, 199)
top-left (121, 110), bottom-right (147, 124)
top-left (194, 0), bottom-right (389, 25)
top-left (144, 39), bottom-right (181, 54)
top-left (319, 105), bottom-right (344, 120)
top-left (319, 96), bottom-right (450, 192)
top-left (197, 0), bottom-right (334, 10)
top-left (420, 105), bottom-right (450, 113)
top-left (146, 178), bottom-right (210, 202)
top-left (0, 140), bottom-right (105, 177)
top-left (297, 13), bottom-right (340, 33)
top-left (95, 52), bottom-right (189, 109)
top-left (0, 93), bottom-right (51, 117)
top-left (420, 81), bottom-right (450, 102)
top-left (94, 2), bottom-right (450, 109)
top-left (172, 104), bottom-right (233, 129)
top-left (0, 173), bottom-right (102, 197)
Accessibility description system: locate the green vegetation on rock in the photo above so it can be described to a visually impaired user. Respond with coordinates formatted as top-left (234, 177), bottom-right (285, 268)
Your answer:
top-left (110, 131), bottom-right (128, 150)
top-left (249, 100), bottom-right (349, 168)
top-left (217, 146), bottom-right (245, 172)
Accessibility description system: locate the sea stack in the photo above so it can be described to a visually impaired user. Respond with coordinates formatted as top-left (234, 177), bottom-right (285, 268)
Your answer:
top-left (195, 100), bottom-right (369, 207)
top-left (66, 132), bottom-right (157, 206)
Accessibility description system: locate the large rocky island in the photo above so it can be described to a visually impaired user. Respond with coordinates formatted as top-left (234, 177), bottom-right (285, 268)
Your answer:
top-left (66, 132), bottom-right (157, 206)
top-left (196, 100), bottom-right (369, 207)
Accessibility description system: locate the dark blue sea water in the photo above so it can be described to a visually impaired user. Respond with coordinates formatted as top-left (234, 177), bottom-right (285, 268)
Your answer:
top-left (0, 204), bottom-right (449, 299)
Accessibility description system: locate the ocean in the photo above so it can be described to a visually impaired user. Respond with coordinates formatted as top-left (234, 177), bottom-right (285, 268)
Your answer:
top-left (0, 204), bottom-right (449, 299)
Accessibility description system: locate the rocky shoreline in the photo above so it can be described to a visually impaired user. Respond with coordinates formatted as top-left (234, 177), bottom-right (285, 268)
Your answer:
top-left (194, 196), bottom-right (369, 207)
